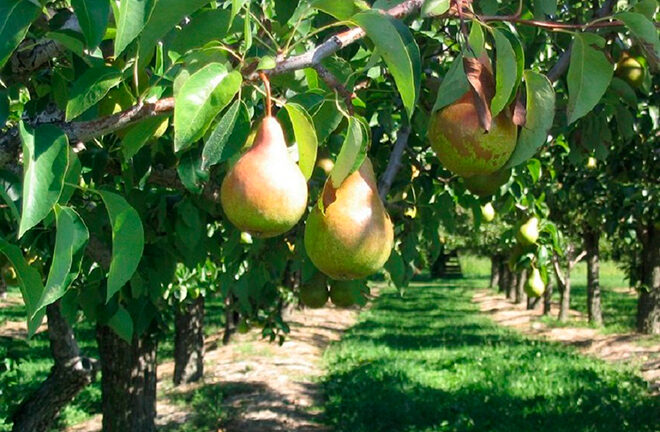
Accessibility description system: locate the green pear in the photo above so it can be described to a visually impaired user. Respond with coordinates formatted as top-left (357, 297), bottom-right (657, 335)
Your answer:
top-left (329, 281), bottom-right (357, 308)
top-left (464, 168), bottom-right (511, 197)
top-left (525, 268), bottom-right (545, 297)
top-left (299, 273), bottom-right (329, 308)
top-left (517, 217), bottom-right (539, 246)
top-left (220, 116), bottom-right (308, 238)
top-left (586, 157), bottom-right (597, 169)
top-left (428, 92), bottom-right (517, 177)
top-left (304, 158), bottom-right (394, 280)
top-left (481, 203), bottom-right (495, 222)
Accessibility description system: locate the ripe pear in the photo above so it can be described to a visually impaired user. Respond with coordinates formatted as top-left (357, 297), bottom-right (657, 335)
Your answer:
top-left (517, 217), bottom-right (539, 246)
top-left (304, 158), bottom-right (394, 280)
top-left (586, 157), bottom-right (597, 169)
top-left (220, 116), bottom-right (308, 238)
top-left (428, 92), bottom-right (517, 177)
top-left (299, 273), bottom-right (329, 308)
top-left (464, 168), bottom-right (511, 197)
top-left (525, 268), bottom-right (545, 297)
top-left (481, 203), bottom-right (495, 222)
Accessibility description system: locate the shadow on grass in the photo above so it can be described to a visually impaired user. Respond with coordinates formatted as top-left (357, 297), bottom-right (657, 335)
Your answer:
top-left (161, 380), bottom-right (323, 432)
top-left (321, 280), bottom-right (660, 432)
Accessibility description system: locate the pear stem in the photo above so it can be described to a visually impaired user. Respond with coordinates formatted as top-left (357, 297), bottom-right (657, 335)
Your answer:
top-left (259, 71), bottom-right (272, 117)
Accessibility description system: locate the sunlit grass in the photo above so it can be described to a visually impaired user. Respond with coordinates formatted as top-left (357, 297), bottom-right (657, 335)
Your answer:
top-left (321, 279), bottom-right (659, 432)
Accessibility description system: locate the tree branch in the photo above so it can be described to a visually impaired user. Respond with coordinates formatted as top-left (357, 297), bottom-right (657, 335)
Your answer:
top-left (552, 253), bottom-right (567, 289)
top-left (313, 64), bottom-right (355, 114)
top-left (570, 250), bottom-right (587, 269)
top-left (379, 127), bottom-right (411, 201)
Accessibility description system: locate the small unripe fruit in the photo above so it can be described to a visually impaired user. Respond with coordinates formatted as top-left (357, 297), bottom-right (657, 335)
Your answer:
top-left (616, 56), bottom-right (645, 88)
top-left (525, 268), bottom-right (545, 297)
top-left (481, 203), bottom-right (495, 222)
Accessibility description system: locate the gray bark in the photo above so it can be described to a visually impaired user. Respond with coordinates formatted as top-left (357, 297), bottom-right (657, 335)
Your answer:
top-left (174, 296), bottom-right (205, 385)
top-left (637, 223), bottom-right (660, 334)
top-left (584, 228), bottom-right (603, 326)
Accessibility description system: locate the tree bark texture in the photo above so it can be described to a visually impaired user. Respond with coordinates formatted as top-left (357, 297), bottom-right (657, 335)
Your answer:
top-left (96, 326), bottom-right (158, 432)
top-left (174, 296), bottom-right (205, 385)
top-left (637, 223), bottom-right (660, 334)
top-left (558, 266), bottom-right (571, 322)
top-left (506, 270), bottom-right (517, 300)
top-left (11, 302), bottom-right (97, 432)
top-left (515, 269), bottom-right (528, 304)
top-left (489, 255), bottom-right (501, 289)
top-left (584, 228), bottom-right (603, 326)
top-left (543, 278), bottom-right (553, 316)
top-left (498, 262), bottom-right (508, 293)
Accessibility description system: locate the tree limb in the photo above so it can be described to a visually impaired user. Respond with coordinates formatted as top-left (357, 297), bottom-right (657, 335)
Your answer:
top-left (552, 253), bottom-right (566, 289)
top-left (379, 127), bottom-right (411, 200)
top-left (570, 250), bottom-right (587, 269)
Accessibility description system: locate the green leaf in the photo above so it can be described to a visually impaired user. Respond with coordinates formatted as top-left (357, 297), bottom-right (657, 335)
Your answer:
top-left (421, 0), bottom-right (450, 17)
top-left (174, 63), bottom-right (242, 152)
top-left (275, 0), bottom-right (299, 24)
top-left (122, 116), bottom-right (168, 159)
top-left (468, 21), bottom-right (485, 57)
top-left (59, 150), bottom-right (82, 205)
top-left (432, 53), bottom-right (469, 112)
top-left (201, 100), bottom-right (250, 170)
top-left (566, 33), bottom-right (613, 124)
top-left (66, 66), bottom-right (122, 121)
top-left (71, 0), bottom-right (110, 49)
top-left (115, 0), bottom-right (156, 57)
top-left (284, 103), bottom-right (318, 181)
top-left (98, 190), bottom-right (145, 301)
top-left (107, 305), bottom-right (134, 342)
top-left (617, 12), bottom-right (660, 62)
top-left (35, 206), bottom-right (89, 314)
top-left (491, 28), bottom-right (517, 116)
top-left (311, 0), bottom-right (362, 20)
top-left (166, 9), bottom-right (233, 63)
top-left (0, 237), bottom-right (45, 337)
top-left (533, 0), bottom-right (557, 18)
top-left (177, 149), bottom-right (206, 194)
top-left (505, 71), bottom-right (555, 168)
top-left (0, 90), bottom-right (8, 127)
top-left (527, 158), bottom-right (542, 183)
top-left (243, 2), bottom-right (252, 52)
top-left (19, 124), bottom-right (69, 238)
top-left (137, 0), bottom-right (209, 66)
top-left (0, 0), bottom-right (41, 68)
top-left (312, 101), bottom-right (343, 144)
top-left (257, 56), bottom-right (277, 71)
top-left (352, 11), bottom-right (420, 119)
top-left (499, 28), bottom-right (525, 106)
top-left (330, 116), bottom-right (365, 188)
top-left (385, 250), bottom-right (406, 288)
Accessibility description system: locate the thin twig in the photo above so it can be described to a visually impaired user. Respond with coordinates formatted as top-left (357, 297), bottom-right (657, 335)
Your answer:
top-left (379, 127), bottom-right (411, 200)
top-left (313, 64), bottom-right (355, 114)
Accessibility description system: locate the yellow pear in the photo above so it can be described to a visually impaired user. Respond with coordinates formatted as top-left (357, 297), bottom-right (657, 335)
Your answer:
top-left (304, 158), bottom-right (394, 280)
top-left (481, 203), bottom-right (495, 222)
top-left (525, 268), bottom-right (545, 297)
top-left (220, 116), bottom-right (308, 238)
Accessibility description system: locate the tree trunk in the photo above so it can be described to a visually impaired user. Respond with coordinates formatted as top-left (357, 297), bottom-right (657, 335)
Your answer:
top-left (223, 295), bottom-right (239, 345)
top-left (0, 275), bottom-right (6, 299)
top-left (174, 296), bottom-right (205, 385)
top-left (515, 269), bottom-right (527, 304)
top-left (96, 325), bottom-right (158, 432)
top-left (543, 278), bottom-right (553, 315)
top-left (584, 228), bottom-right (603, 326)
top-left (498, 262), bottom-right (509, 293)
top-left (558, 267), bottom-right (571, 322)
top-left (637, 223), bottom-right (660, 334)
top-left (527, 295), bottom-right (541, 310)
top-left (12, 302), bottom-right (98, 432)
top-left (489, 255), bottom-right (501, 289)
top-left (506, 271), bottom-right (517, 300)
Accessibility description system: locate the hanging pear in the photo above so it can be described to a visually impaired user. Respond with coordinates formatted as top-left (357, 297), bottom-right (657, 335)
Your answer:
top-left (220, 74), bottom-right (308, 238)
top-left (304, 158), bottom-right (394, 280)
top-left (525, 268), bottom-right (546, 297)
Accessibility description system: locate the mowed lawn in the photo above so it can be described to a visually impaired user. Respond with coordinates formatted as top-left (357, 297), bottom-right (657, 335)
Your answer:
top-left (320, 276), bottom-right (660, 431)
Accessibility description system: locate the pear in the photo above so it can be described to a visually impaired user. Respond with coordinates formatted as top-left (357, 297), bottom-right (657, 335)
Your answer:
top-left (586, 157), bottom-right (597, 169)
top-left (481, 203), bottom-right (495, 222)
top-left (517, 217), bottom-right (539, 246)
top-left (304, 158), bottom-right (394, 280)
top-left (220, 116), bottom-right (308, 238)
top-left (428, 92), bottom-right (518, 177)
top-left (525, 268), bottom-right (545, 297)
top-left (299, 273), bottom-right (329, 308)
top-left (329, 281), bottom-right (357, 308)
top-left (463, 168), bottom-right (511, 197)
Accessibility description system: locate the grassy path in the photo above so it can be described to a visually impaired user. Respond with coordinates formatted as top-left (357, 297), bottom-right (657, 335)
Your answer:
top-left (320, 278), bottom-right (660, 432)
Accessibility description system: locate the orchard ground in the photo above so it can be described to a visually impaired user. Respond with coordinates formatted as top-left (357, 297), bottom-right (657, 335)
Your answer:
top-left (1, 256), bottom-right (658, 431)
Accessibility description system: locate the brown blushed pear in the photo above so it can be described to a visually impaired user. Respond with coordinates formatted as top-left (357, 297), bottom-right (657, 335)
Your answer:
top-left (220, 73), bottom-right (308, 237)
top-left (304, 158), bottom-right (394, 280)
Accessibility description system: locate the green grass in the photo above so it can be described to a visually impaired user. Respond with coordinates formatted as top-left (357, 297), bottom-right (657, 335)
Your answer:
top-left (321, 278), bottom-right (659, 432)
top-left (0, 288), bottom-right (228, 431)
